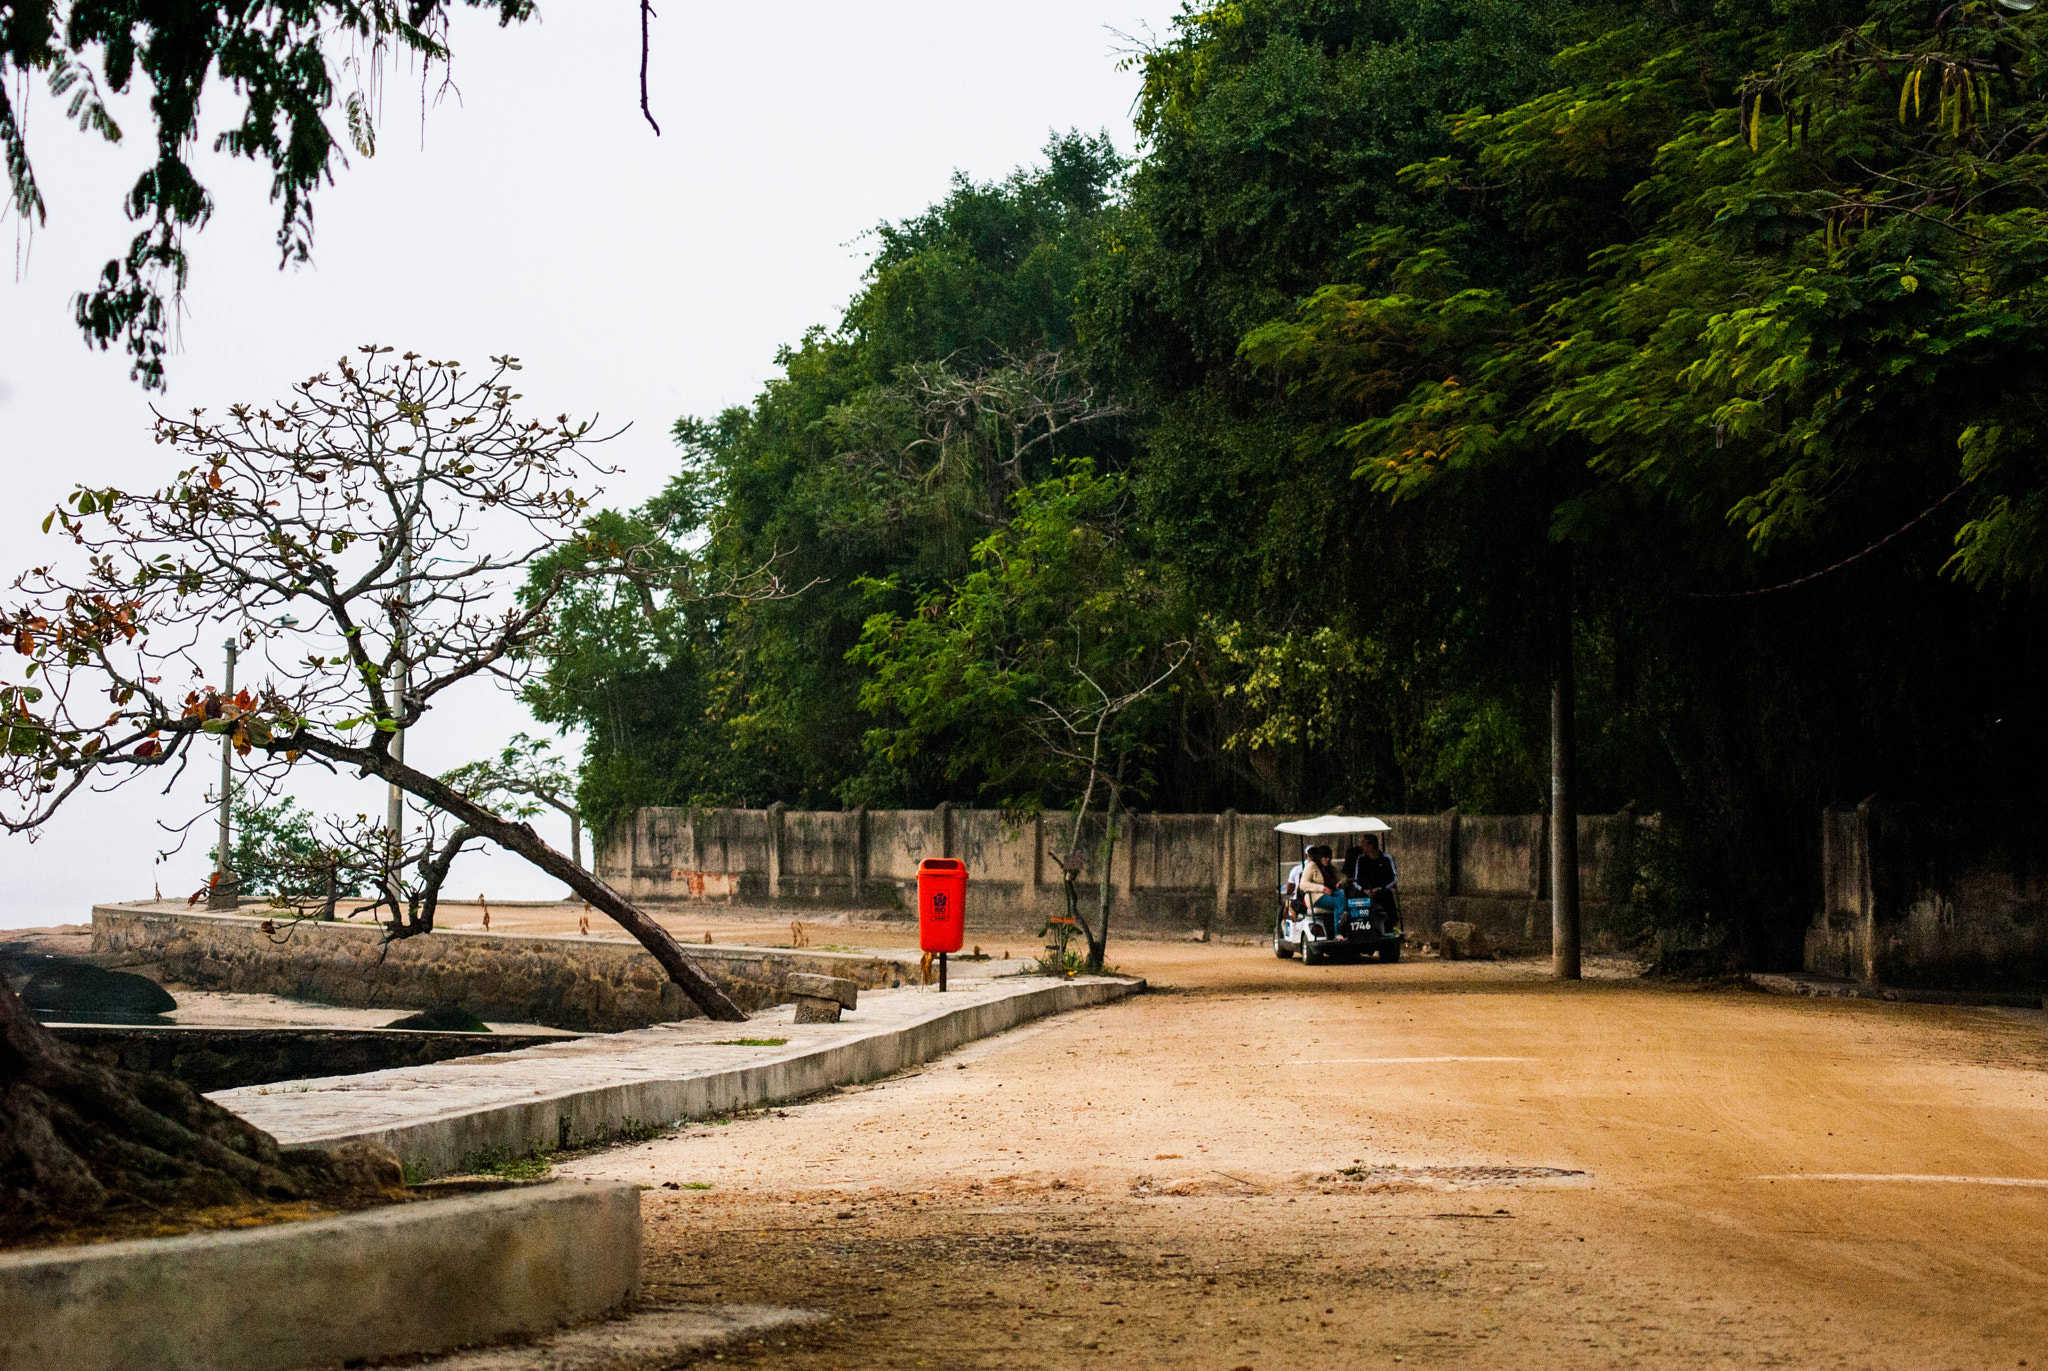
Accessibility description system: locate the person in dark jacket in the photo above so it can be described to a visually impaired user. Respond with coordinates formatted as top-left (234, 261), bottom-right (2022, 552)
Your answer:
top-left (1346, 836), bottom-right (1397, 907)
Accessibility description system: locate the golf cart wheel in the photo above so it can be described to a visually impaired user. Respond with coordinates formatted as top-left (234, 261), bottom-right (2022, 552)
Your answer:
top-left (1274, 933), bottom-right (1294, 959)
top-left (1380, 942), bottom-right (1402, 963)
top-left (1300, 934), bottom-right (1320, 966)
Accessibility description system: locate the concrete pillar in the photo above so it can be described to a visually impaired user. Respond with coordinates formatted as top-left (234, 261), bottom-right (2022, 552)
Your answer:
top-left (1217, 810), bottom-right (1237, 926)
top-left (1442, 808), bottom-right (1461, 897)
top-left (1855, 799), bottom-right (1877, 984)
top-left (851, 807), bottom-right (867, 902)
top-left (766, 801), bottom-right (786, 900)
top-left (1124, 809), bottom-right (1139, 894)
top-left (1030, 811), bottom-right (1044, 890)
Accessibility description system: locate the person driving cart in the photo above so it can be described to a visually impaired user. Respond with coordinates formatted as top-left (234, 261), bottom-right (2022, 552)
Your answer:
top-left (1345, 835), bottom-right (1397, 903)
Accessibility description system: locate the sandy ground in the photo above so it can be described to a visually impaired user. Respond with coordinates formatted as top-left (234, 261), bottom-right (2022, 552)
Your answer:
top-left (558, 942), bottom-right (2048, 1369)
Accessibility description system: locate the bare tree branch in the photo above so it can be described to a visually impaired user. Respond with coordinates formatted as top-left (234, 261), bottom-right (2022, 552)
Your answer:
top-left (0, 346), bottom-right (812, 1022)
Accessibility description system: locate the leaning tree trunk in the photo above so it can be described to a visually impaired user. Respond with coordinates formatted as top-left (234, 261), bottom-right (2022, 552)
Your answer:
top-left (350, 751), bottom-right (747, 1022)
top-left (0, 976), bottom-right (385, 1244)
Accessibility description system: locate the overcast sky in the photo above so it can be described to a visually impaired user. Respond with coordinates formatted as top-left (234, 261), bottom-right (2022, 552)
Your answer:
top-left (0, 2), bottom-right (1182, 928)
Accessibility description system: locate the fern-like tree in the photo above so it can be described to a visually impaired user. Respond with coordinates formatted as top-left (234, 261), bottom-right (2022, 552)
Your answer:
top-left (443, 733), bottom-right (585, 870)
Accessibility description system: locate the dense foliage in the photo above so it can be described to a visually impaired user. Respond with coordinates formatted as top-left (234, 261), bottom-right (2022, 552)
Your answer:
top-left (535, 0), bottom-right (2048, 967)
top-left (208, 791), bottom-right (368, 900)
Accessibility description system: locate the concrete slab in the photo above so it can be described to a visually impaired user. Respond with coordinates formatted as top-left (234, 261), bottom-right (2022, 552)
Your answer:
top-left (160, 990), bottom-right (582, 1035)
top-left (214, 975), bottom-right (1141, 1176)
top-left (374, 1304), bottom-right (828, 1371)
top-left (0, 1180), bottom-right (638, 1371)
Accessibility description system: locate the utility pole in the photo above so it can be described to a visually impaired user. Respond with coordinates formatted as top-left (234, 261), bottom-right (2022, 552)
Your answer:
top-left (208, 639), bottom-right (239, 911)
top-left (385, 542), bottom-right (412, 902)
top-left (1551, 552), bottom-right (1581, 980)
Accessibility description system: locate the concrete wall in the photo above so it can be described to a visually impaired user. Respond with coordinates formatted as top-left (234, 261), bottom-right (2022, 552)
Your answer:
top-left (0, 1180), bottom-right (640, 1371)
top-left (603, 805), bottom-right (1643, 949)
top-left (1809, 804), bottom-right (2048, 989)
top-left (92, 906), bottom-right (915, 1032)
top-left (48, 1024), bottom-right (577, 1092)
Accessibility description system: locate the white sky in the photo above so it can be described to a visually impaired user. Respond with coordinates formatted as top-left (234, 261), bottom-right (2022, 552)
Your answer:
top-left (0, 2), bottom-right (1180, 927)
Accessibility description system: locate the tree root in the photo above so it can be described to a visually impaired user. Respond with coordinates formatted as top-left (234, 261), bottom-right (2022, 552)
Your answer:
top-left (0, 976), bottom-right (385, 1245)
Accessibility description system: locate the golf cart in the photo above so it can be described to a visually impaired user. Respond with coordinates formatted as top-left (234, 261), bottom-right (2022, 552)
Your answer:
top-left (1272, 814), bottom-right (1404, 965)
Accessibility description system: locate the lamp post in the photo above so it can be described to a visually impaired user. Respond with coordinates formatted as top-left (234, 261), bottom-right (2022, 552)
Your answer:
top-left (208, 638), bottom-right (239, 910)
top-left (385, 544), bottom-right (412, 905)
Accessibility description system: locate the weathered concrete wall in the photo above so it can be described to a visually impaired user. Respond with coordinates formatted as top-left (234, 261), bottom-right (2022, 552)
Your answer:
top-left (603, 804), bottom-right (1641, 946)
top-left (1808, 804), bottom-right (2048, 989)
top-left (0, 1180), bottom-right (639, 1371)
top-left (93, 906), bottom-right (915, 1032)
top-left (48, 1024), bottom-right (576, 1092)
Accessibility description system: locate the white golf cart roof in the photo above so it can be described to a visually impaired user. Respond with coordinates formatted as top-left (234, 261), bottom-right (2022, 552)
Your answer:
top-left (1273, 814), bottom-right (1391, 836)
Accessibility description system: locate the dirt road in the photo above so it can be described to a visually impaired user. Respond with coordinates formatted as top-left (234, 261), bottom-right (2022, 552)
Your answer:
top-left (561, 945), bottom-right (2048, 1369)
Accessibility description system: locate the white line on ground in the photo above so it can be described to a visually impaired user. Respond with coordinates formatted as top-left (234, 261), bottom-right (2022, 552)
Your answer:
top-left (1751, 1174), bottom-right (2048, 1187)
top-left (1281, 1056), bottom-right (1536, 1064)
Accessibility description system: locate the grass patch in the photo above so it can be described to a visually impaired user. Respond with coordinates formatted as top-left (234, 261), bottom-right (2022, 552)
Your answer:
top-left (461, 1144), bottom-right (554, 1181)
top-left (587, 1116), bottom-right (669, 1147)
top-left (711, 1037), bottom-right (789, 1047)
top-left (1021, 948), bottom-right (1120, 978)
top-left (455, 1115), bottom-right (678, 1181)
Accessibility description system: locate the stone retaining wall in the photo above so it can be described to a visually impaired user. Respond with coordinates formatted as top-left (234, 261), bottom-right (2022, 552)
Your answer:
top-left (92, 906), bottom-right (914, 1032)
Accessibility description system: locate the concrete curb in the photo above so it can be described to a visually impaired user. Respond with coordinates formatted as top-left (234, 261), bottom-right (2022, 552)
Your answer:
top-left (235, 977), bottom-right (1141, 1176)
top-left (0, 1180), bottom-right (639, 1371)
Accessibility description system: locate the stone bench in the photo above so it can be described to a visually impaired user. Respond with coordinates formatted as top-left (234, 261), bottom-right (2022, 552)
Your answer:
top-left (786, 973), bottom-right (858, 1023)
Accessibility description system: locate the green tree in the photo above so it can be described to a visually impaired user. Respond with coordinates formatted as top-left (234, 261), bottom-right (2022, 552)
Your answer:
top-left (850, 462), bottom-right (1187, 972)
top-left (442, 733), bottom-right (586, 868)
top-left (1242, 0), bottom-right (2048, 962)
top-left (1075, 0), bottom-right (1592, 813)
top-left (529, 134), bottom-right (1131, 826)
top-left (209, 789), bottom-right (368, 902)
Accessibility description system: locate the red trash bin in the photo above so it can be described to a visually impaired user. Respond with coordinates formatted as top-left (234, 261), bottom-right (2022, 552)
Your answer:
top-left (917, 858), bottom-right (968, 954)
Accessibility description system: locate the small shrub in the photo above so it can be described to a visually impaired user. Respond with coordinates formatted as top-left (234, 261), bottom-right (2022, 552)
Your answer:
top-left (1032, 947), bottom-right (1086, 977)
top-left (461, 1143), bottom-right (554, 1180)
